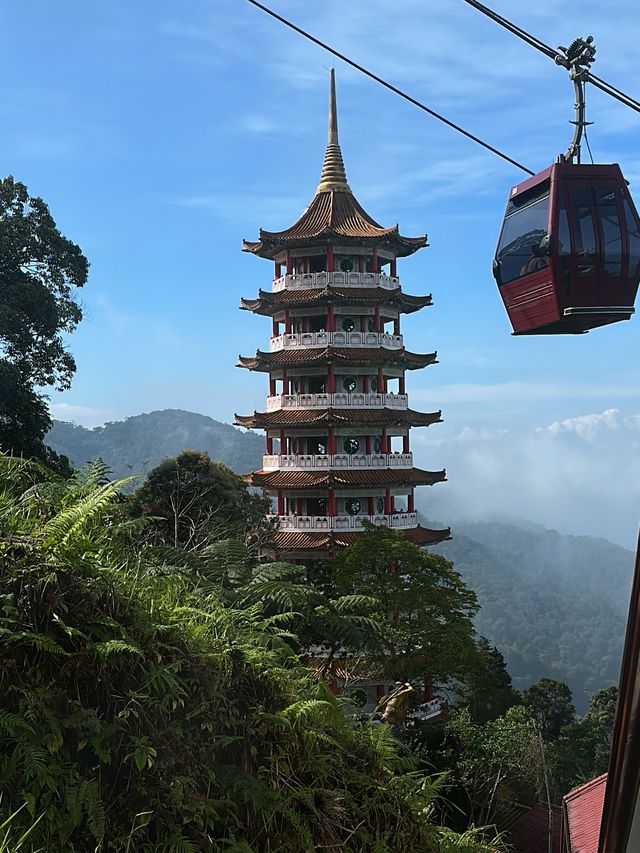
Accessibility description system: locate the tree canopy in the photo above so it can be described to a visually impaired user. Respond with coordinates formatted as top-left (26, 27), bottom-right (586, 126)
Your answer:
top-left (0, 176), bottom-right (88, 466)
top-left (129, 449), bottom-right (270, 547)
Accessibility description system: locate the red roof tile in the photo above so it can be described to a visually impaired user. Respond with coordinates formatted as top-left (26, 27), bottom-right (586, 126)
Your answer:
top-left (563, 773), bottom-right (607, 853)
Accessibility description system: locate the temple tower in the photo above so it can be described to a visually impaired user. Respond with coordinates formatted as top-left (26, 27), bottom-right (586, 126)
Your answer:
top-left (236, 70), bottom-right (450, 560)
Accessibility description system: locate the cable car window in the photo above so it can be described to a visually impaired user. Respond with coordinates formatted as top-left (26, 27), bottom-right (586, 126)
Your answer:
top-left (623, 199), bottom-right (640, 284)
top-left (597, 187), bottom-right (622, 276)
top-left (575, 205), bottom-right (597, 276)
top-left (496, 194), bottom-right (549, 284)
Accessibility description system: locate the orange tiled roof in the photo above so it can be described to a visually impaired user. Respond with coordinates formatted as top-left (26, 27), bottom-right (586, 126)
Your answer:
top-left (240, 287), bottom-right (432, 315)
top-left (270, 525), bottom-right (451, 553)
top-left (242, 191), bottom-right (427, 259)
top-left (244, 468), bottom-right (446, 489)
top-left (237, 347), bottom-right (437, 372)
top-left (234, 408), bottom-right (442, 429)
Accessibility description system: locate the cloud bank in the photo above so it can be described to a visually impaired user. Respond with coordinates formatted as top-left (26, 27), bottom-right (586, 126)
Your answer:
top-left (415, 409), bottom-right (640, 549)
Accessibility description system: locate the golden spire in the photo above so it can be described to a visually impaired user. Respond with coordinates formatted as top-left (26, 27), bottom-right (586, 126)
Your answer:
top-left (316, 68), bottom-right (351, 194)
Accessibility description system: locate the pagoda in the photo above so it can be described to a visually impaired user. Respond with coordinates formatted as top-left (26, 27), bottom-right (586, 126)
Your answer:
top-left (236, 70), bottom-right (450, 560)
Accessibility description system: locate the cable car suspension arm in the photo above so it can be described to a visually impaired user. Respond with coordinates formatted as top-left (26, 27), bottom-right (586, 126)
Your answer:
top-left (463, 0), bottom-right (640, 115)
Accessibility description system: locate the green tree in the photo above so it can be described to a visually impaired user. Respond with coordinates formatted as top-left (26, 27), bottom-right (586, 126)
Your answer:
top-left (438, 706), bottom-right (543, 828)
top-left (460, 637), bottom-right (522, 723)
top-left (0, 175), bottom-right (88, 464)
top-left (523, 677), bottom-right (576, 739)
top-left (129, 449), bottom-right (270, 547)
top-left (328, 525), bottom-right (480, 686)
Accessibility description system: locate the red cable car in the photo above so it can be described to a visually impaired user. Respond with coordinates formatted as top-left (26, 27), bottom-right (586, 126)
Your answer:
top-left (492, 37), bottom-right (640, 335)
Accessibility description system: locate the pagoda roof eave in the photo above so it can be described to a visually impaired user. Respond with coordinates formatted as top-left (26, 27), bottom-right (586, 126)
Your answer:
top-left (234, 408), bottom-right (443, 429)
top-left (243, 468), bottom-right (446, 489)
top-left (268, 525), bottom-right (452, 553)
top-left (239, 287), bottom-right (432, 316)
top-left (241, 189), bottom-right (428, 260)
top-left (236, 347), bottom-right (437, 372)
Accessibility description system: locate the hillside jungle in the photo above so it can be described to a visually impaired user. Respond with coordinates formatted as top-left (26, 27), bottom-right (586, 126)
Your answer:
top-left (0, 180), bottom-right (623, 850)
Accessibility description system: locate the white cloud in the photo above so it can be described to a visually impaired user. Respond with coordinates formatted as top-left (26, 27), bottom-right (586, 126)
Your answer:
top-left (416, 409), bottom-right (640, 549)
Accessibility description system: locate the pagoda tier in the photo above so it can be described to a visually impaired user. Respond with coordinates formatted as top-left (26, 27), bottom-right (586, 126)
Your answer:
top-left (234, 408), bottom-right (442, 429)
top-left (237, 347), bottom-right (437, 372)
top-left (240, 285), bottom-right (432, 316)
top-left (237, 69), bottom-right (446, 559)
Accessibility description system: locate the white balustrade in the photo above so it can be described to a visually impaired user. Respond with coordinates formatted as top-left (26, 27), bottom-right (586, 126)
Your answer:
top-left (269, 330), bottom-right (402, 352)
top-left (271, 512), bottom-right (418, 531)
top-left (265, 393), bottom-right (408, 411)
top-left (272, 271), bottom-right (400, 291)
top-left (262, 452), bottom-right (413, 471)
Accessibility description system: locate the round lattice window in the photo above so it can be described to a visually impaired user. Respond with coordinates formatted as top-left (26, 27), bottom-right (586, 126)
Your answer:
top-left (373, 437), bottom-right (381, 454)
top-left (343, 438), bottom-right (360, 455)
top-left (345, 498), bottom-right (361, 516)
top-left (370, 376), bottom-right (378, 393)
top-left (341, 316), bottom-right (356, 332)
top-left (376, 497), bottom-right (384, 514)
top-left (339, 257), bottom-right (354, 272)
top-left (367, 318), bottom-right (375, 332)
top-left (342, 376), bottom-right (357, 393)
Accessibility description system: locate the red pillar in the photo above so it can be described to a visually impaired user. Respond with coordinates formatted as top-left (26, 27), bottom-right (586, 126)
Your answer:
top-left (327, 303), bottom-right (335, 332)
top-left (371, 247), bottom-right (378, 273)
top-left (266, 435), bottom-right (273, 454)
top-left (393, 317), bottom-right (400, 336)
top-left (282, 369), bottom-right (289, 395)
top-left (279, 429), bottom-right (286, 454)
top-left (269, 376), bottom-right (276, 396)
top-left (390, 257), bottom-right (397, 277)
top-left (359, 255), bottom-right (365, 273)
top-left (327, 365), bottom-right (336, 394)
top-left (382, 428), bottom-right (388, 454)
top-left (385, 489), bottom-right (392, 515)
top-left (363, 375), bottom-right (369, 393)
top-left (408, 491), bottom-right (415, 513)
top-left (377, 367), bottom-right (384, 395)
top-left (326, 245), bottom-right (334, 272)
top-left (272, 317), bottom-right (279, 336)
top-left (374, 305), bottom-right (381, 332)
top-left (368, 496), bottom-right (375, 516)
top-left (286, 251), bottom-right (293, 275)
top-left (277, 490), bottom-right (284, 515)
top-left (365, 435), bottom-right (372, 455)
top-left (284, 310), bottom-right (292, 334)
top-left (398, 374), bottom-right (406, 395)
top-left (403, 434), bottom-right (410, 454)
top-left (328, 488), bottom-right (336, 517)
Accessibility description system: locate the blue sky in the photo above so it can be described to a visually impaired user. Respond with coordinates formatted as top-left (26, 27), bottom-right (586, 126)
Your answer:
top-left (2, 0), bottom-right (640, 545)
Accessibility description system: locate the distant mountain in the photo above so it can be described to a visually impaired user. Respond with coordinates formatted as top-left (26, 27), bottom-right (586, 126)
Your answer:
top-left (431, 519), bottom-right (634, 712)
top-left (47, 410), bottom-right (263, 480)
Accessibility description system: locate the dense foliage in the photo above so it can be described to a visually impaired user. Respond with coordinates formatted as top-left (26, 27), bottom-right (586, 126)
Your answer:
top-left (0, 176), bottom-right (87, 468)
top-left (47, 410), bottom-right (264, 480)
top-left (0, 456), bottom-right (498, 852)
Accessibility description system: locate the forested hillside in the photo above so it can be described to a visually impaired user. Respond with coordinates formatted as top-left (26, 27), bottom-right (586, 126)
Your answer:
top-left (432, 520), bottom-right (634, 711)
top-left (47, 409), bottom-right (263, 479)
